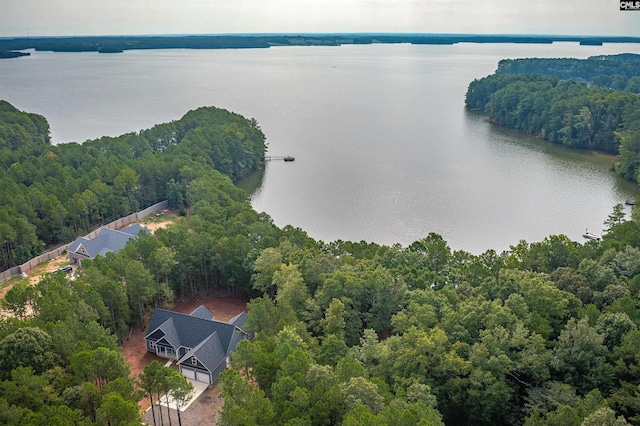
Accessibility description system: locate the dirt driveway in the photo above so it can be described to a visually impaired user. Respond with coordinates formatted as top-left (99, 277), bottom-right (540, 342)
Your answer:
top-left (142, 381), bottom-right (224, 426)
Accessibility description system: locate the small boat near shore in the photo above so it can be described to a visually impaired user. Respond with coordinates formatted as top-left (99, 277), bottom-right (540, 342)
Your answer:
top-left (625, 199), bottom-right (635, 206)
top-left (583, 230), bottom-right (601, 241)
top-left (283, 156), bottom-right (295, 162)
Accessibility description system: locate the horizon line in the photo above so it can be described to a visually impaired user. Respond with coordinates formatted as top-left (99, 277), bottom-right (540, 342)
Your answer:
top-left (2, 32), bottom-right (639, 40)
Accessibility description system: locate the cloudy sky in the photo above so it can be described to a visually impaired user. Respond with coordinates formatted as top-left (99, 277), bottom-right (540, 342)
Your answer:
top-left (1, 0), bottom-right (638, 37)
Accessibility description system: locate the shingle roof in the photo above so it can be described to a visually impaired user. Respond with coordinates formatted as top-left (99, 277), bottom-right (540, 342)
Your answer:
top-left (145, 308), bottom-right (244, 356)
top-left (120, 223), bottom-right (146, 236)
top-left (155, 318), bottom-right (180, 348)
top-left (189, 305), bottom-right (215, 320)
top-left (68, 224), bottom-right (149, 259)
top-left (178, 331), bottom-right (227, 373)
top-left (229, 311), bottom-right (248, 329)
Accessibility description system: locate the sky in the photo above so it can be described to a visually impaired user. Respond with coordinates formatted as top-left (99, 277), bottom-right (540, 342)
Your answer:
top-left (1, 0), bottom-right (639, 38)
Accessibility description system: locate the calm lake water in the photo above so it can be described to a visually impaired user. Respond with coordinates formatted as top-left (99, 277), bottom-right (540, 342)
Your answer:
top-left (2, 42), bottom-right (640, 253)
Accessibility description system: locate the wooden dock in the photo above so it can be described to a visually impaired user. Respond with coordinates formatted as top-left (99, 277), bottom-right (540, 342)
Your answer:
top-left (266, 155), bottom-right (295, 161)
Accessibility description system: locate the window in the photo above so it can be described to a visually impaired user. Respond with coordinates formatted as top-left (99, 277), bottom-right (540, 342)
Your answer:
top-left (191, 357), bottom-right (197, 365)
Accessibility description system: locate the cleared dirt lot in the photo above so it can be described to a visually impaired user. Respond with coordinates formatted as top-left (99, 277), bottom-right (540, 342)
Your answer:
top-left (124, 295), bottom-right (248, 425)
top-left (0, 255), bottom-right (71, 299)
top-left (124, 296), bottom-right (248, 379)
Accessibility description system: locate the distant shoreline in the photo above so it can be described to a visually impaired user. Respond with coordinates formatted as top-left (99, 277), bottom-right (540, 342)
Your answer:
top-left (0, 50), bottom-right (30, 59)
top-left (1, 34), bottom-right (640, 54)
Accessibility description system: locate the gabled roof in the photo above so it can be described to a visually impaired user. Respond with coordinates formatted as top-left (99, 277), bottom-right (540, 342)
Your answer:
top-left (154, 318), bottom-right (180, 348)
top-left (178, 331), bottom-right (227, 373)
top-left (68, 224), bottom-right (149, 259)
top-left (120, 223), bottom-right (146, 236)
top-left (145, 308), bottom-right (245, 356)
top-left (189, 305), bottom-right (215, 320)
top-left (229, 311), bottom-right (248, 330)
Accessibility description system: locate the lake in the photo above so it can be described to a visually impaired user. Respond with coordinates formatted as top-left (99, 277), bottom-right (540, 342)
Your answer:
top-left (2, 42), bottom-right (640, 253)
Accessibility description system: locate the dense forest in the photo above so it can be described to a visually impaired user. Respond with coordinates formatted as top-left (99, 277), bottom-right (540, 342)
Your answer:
top-left (2, 103), bottom-right (640, 425)
top-left (2, 34), bottom-right (640, 54)
top-left (465, 54), bottom-right (640, 184)
top-left (0, 100), bottom-right (265, 270)
top-left (495, 54), bottom-right (640, 93)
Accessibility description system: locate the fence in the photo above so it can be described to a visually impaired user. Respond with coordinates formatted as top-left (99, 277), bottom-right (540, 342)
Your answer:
top-left (0, 200), bottom-right (169, 284)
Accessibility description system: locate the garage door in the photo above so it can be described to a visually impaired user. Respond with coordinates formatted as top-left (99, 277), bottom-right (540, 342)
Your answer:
top-left (195, 371), bottom-right (211, 384)
top-left (181, 368), bottom-right (195, 380)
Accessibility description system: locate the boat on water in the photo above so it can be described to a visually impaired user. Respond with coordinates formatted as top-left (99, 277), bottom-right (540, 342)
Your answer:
top-left (583, 230), bottom-right (602, 241)
top-left (284, 156), bottom-right (295, 162)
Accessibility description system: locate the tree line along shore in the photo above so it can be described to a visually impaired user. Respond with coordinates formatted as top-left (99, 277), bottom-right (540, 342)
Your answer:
top-left (466, 54), bottom-right (640, 184)
top-left (1, 33), bottom-right (640, 56)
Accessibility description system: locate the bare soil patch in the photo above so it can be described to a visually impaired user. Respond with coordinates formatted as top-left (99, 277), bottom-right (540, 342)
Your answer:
top-left (141, 210), bottom-right (180, 234)
top-left (0, 255), bottom-right (71, 300)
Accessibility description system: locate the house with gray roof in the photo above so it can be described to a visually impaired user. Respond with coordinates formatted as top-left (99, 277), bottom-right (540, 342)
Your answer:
top-left (144, 305), bottom-right (251, 384)
top-left (68, 224), bottom-right (148, 265)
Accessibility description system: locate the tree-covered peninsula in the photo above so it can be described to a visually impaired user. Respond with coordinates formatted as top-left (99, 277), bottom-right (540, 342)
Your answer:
top-left (465, 54), bottom-right (640, 184)
top-left (0, 101), bottom-right (265, 270)
top-left (0, 50), bottom-right (30, 59)
top-left (2, 103), bottom-right (640, 425)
